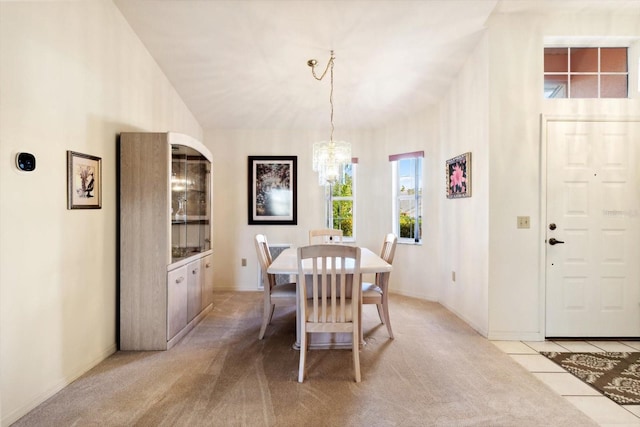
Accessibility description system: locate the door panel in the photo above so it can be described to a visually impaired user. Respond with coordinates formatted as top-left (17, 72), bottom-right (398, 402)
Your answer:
top-left (202, 254), bottom-right (214, 309)
top-left (546, 120), bottom-right (640, 337)
top-left (187, 260), bottom-right (202, 322)
top-left (167, 266), bottom-right (188, 340)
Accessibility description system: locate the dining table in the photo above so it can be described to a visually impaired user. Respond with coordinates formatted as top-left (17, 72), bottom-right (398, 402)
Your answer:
top-left (267, 246), bottom-right (392, 350)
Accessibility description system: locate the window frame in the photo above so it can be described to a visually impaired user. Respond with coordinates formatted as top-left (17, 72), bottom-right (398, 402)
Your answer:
top-left (390, 151), bottom-right (423, 245)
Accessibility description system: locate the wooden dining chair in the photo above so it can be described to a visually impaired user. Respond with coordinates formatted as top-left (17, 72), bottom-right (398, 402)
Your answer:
top-left (362, 233), bottom-right (397, 338)
top-left (297, 244), bottom-right (362, 382)
top-left (254, 234), bottom-right (297, 339)
top-left (308, 228), bottom-right (343, 244)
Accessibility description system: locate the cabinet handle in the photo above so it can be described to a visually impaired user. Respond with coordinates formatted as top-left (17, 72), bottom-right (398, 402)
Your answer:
top-left (176, 276), bottom-right (185, 284)
top-left (205, 263), bottom-right (211, 268)
top-left (192, 269), bottom-right (198, 275)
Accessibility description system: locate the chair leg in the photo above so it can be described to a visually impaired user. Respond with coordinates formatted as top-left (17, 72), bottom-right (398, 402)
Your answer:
top-left (382, 302), bottom-right (394, 339)
top-left (298, 332), bottom-right (307, 383)
top-left (267, 304), bottom-right (276, 324)
top-left (375, 303), bottom-right (384, 324)
top-left (258, 302), bottom-right (275, 340)
top-left (352, 329), bottom-right (361, 383)
top-left (267, 303), bottom-right (276, 324)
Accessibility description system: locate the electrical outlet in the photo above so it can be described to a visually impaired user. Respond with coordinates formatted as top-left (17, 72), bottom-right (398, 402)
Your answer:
top-left (517, 216), bottom-right (530, 229)
top-left (452, 271), bottom-right (456, 282)
top-left (241, 258), bottom-right (247, 267)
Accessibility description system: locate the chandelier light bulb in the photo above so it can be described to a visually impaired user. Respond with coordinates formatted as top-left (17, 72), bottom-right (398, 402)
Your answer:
top-left (312, 140), bottom-right (351, 185)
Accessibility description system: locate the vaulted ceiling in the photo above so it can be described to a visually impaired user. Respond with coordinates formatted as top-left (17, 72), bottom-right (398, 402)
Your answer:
top-left (114, 0), bottom-right (638, 131)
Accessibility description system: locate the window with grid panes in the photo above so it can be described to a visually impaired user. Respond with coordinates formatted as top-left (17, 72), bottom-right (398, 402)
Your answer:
top-left (544, 47), bottom-right (628, 98)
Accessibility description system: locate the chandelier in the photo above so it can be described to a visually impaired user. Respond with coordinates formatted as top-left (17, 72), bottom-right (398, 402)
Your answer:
top-left (307, 50), bottom-right (351, 186)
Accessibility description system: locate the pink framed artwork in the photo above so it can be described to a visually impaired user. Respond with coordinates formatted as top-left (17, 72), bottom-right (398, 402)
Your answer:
top-left (446, 152), bottom-right (471, 199)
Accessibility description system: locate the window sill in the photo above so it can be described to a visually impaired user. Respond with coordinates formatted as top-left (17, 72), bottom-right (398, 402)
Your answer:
top-left (397, 240), bottom-right (422, 246)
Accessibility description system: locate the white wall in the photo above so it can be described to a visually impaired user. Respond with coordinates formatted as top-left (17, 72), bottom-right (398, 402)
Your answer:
top-left (207, 128), bottom-right (328, 291)
top-left (206, 115), bottom-right (442, 301)
top-left (368, 111), bottom-right (442, 301)
top-left (0, 2), bottom-right (202, 424)
top-left (486, 9), bottom-right (640, 340)
top-left (431, 8), bottom-right (640, 341)
top-left (207, 127), bottom-right (411, 294)
top-left (485, 12), bottom-right (549, 341)
top-left (437, 34), bottom-right (490, 336)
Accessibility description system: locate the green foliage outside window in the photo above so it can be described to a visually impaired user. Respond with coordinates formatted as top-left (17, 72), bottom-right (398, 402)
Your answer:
top-left (333, 200), bottom-right (353, 236)
top-left (399, 213), bottom-right (422, 240)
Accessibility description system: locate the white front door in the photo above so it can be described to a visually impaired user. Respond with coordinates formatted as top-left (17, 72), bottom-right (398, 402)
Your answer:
top-left (546, 120), bottom-right (640, 337)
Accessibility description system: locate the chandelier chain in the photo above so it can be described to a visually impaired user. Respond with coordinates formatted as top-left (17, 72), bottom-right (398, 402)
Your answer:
top-left (309, 51), bottom-right (335, 142)
top-left (329, 55), bottom-right (334, 142)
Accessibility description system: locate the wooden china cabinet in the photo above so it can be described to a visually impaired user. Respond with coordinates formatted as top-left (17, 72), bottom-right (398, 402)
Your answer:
top-left (119, 132), bottom-right (213, 350)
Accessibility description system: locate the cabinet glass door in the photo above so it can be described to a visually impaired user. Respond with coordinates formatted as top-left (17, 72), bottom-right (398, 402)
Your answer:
top-left (171, 145), bottom-right (211, 263)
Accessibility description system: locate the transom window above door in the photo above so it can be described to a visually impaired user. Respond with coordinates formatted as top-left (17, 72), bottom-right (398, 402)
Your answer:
top-left (544, 47), bottom-right (628, 99)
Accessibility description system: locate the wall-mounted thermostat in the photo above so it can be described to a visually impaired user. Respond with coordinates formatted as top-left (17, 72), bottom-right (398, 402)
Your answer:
top-left (16, 152), bottom-right (36, 171)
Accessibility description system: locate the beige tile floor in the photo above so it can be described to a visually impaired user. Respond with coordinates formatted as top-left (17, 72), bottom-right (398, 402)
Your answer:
top-left (492, 340), bottom-right (640, 426)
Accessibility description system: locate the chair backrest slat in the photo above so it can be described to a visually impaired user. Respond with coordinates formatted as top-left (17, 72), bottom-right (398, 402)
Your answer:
top-left (298, 244), bottom-right (360, 325)
top-left (311, 263), bottom-right (319, 323)
top-left (380, 233), bottom-right (397, 263)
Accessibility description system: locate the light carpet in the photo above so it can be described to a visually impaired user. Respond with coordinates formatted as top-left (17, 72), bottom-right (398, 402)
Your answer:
top-left (13, 292), bottom-right (597, 426)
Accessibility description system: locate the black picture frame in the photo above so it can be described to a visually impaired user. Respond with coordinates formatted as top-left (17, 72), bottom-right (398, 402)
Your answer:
top-left (67, 150), bottom-right (102, 209)
top-left (248, 156), bottom-right (297, 225)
